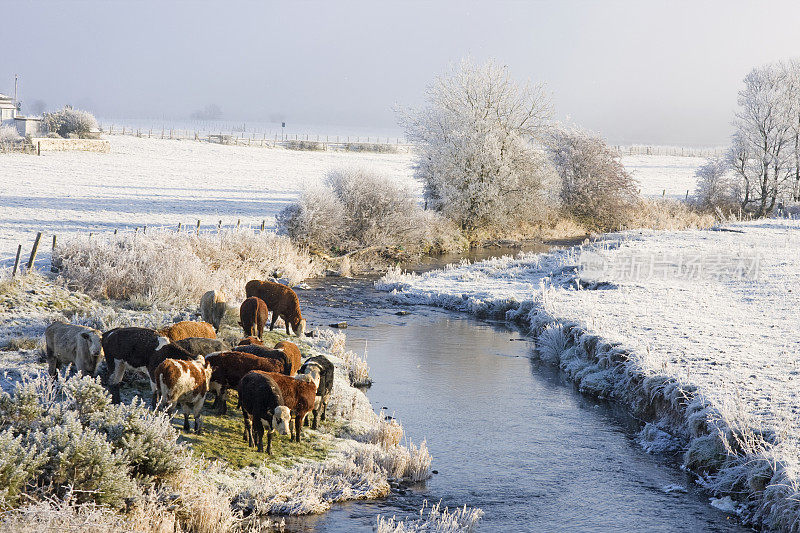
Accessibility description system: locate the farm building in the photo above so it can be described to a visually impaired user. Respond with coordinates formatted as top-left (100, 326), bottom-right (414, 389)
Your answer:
top-left (0, 93), bottom-right (15, 121)
top-left (0, 92), bottom-right (43, 137)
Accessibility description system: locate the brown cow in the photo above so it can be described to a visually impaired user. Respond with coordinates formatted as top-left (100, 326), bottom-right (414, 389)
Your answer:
top-left (154, 355), bottom-right (213, 433)
top-left (260, 371), bottom-right (317, 443)
top-left (239, 296), bottom-right (269, 339)
top-left (237, 336), bottom-right (265, 346)
top-left (274, 340), bottom-right (302, 375)
top-left (245, 280), bottom-right (306, 336)
top-left (157, 321), bottom-right (216, 342)
top-left (205, 351), bottom-right (288, 414)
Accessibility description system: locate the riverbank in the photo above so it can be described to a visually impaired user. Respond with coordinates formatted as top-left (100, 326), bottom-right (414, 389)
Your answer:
top-left (377, 219), bottom-right (800, 531)
top-left (0, 271), bottom-right (433, 531)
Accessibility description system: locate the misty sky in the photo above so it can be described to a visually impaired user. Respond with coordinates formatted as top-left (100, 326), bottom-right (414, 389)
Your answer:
top-left (5, 0), bottom-right (800, 145)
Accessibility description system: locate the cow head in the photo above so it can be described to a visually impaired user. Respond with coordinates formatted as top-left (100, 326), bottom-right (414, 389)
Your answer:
top-left (293, 318), bottom-right (306, 337)
top-left (272, 406), bottom-right (291, 435)
top-left (196, 355), bottom-right (213, 386)
top-left (79, 331), bottom-right (105, 376)
top-left (298, 364), bottom-right (321, 390)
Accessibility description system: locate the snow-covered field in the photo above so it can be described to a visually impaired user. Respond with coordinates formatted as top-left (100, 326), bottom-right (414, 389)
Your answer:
top-left (0, 135), bottom-right (707, 267)
top-left (378, 219), bottom-right (800, 528)
top-left (621, 154), bottom-right (704, 199)
top-left (0, 136), bottom-right (418, 266)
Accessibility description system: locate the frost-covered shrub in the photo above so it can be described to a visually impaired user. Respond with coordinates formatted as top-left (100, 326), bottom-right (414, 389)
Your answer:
top-left (0, 124), bottom-right (21, 151)
top-left (693, 156), bottom-right (743, 215)
top-left (54, 229), bottom-right (322, 306)
top-left (376, 500), bottom-right (484, 533)
top-left (284, 140), bottom-right (326, 151)
top-left (341, 142), bottom-right (399, 154)
top-left (548, 127), bottom-right (639, 230)
top-left (0, 373), bottom-right (184, 509)
top-left (277, 168), bottom-right (466, 255)
top-left (42, 107), bottom-right (98, 139)
top-left (400, 59), bottom-right (555, 237)
top-left (276, 186), bottom-right (346, 250)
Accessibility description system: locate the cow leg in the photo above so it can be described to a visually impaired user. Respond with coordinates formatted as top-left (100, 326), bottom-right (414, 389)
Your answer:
top-left (257, 323), bottom-right (263, 339)
top-left (253, 417), bottom-right (264, 453)
top-left (242, 408), bottom-right (252, 445)
top-left (182, 405), bottom-right (190, 432)
top-left (321, 400), bottom-right (327, 422)
top-left (312, 409), bottom-right (319, 430)
top-left (266, 429), bottom-right (272, 455)
top-left (284, 315), bottom-right (291, 335)
top-left (193, 398), bottom-right (204, 434)
top-left (295, 415), bottom-right (302, 443)
top-left (215, 388), bottom-right (228, 415)
top-left (270, 313), bottom-right (278, 331)
top-left (107, 359), bottom-right (126, 404)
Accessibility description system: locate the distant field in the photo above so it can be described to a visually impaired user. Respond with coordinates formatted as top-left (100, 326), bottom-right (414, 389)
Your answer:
top-left (0, 136), bottom-right (707, 266)
top-left (0, 136), bottom-right (418, 266)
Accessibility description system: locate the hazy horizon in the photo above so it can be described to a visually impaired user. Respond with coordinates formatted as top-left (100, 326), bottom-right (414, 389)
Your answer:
top-left (5, 0), bottom-right (800, 146)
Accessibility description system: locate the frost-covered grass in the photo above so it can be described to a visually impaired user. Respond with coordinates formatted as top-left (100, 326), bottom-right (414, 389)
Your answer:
top-left (376, 500), bottom-right (484, 533)
top-left (54, 228), bottom-right (322, 306)
top-left (378, 218), bottom-right (800, 531)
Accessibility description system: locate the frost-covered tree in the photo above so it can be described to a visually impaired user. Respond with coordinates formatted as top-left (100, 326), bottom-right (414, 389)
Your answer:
top-left (731, 62), bottom-right (796, 216)
top-left (400, 59), bottom-right (554, 236)
top-left (547, 127), bottom-right (639, 230)
top-left (42, 106), bottom-right (98, 138)
top-left (693, 156), bottom-right (742, 214)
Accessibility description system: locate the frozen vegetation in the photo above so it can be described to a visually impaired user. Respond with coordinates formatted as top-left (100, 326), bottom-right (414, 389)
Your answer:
top-left (378, 218), bottom-right (800, 531)
top-left (0, 271), bottom-right (433, 530)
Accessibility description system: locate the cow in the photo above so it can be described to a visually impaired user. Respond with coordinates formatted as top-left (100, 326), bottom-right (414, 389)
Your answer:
top-left (101, 327), bottom-right (170, 404)
top-left (236, 336), bottom-right (264, 346)
top-left (245, 280), bottom-right (306, 337)
top-left (298, 355), bottom-right (335, 429)
top-left (157, 321), bottom-right (216, 342)
top-left (44, 321), bottom-right (104, 377)
top-left (205, 351), bottom-right (288, 414)
top-left (259, 371), bottom-right (317, 443)
top-left (231, 344), bottom-right (292, 374)
top-left (154, 355), bottom-right (213, 433)
top-left (237, 370), bottom-right (292, 454)
top-left (200, 290), bottom-right (227, 332)
top-left (239, 296), bottom-right (269, 339)
top-left (274, 340), bottom-right (302, 376)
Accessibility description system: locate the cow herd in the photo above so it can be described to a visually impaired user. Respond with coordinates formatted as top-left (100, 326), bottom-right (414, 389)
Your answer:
top-left (43, 279), bottom-right (334, 455)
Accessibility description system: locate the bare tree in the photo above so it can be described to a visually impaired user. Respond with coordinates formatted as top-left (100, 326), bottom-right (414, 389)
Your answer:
top-left (399, 59), bottom-right (555, 237)
top-left (732, 62), bottom-right (795, 217)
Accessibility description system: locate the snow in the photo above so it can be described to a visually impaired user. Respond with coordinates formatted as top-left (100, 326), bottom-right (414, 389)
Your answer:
top-left (0, 135), bottom-right (418, 266)
top-left (377, 219), bottom-right (800, 527)
top-left (621, 154), bottom-right (704, 199)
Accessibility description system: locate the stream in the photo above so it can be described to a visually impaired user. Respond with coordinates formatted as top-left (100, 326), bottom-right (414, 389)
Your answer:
top-left (283, 246), bottom-right (748, 532)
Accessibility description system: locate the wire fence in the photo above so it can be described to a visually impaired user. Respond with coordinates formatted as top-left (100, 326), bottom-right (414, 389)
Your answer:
top-left (99, 124), bottom-right (413, 151)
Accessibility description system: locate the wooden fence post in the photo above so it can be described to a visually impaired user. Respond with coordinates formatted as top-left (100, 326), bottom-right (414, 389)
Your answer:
top-left (196, 220), bottom-right (201, 235)
top-left (260, 220), bottom-right (265, 232)
top-left (114, 228), bottom-right (118, 235)
top-left (12, 244), bottom-right (21, 277)
top-left (217, 220), bottom-right (222, 231)
top-left (52, 235), bottom-right (57, 252)
top-left (27, 232), bottom-right (42, 270)
top-left (37, 141), bottom-right (41, 156)
top-left (236, 219), bottom-right (240, 229)
top-left (177, 222), bottom-right (182, 232)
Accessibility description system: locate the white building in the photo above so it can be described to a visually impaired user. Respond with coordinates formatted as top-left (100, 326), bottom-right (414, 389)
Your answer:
top-left (0, 92), bottom-right (43, 137)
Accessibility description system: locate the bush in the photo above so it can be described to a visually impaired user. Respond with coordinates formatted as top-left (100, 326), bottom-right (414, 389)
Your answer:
top-left (284, 140), bottom-right (326, 151)
top-left (277, 168), bottom-right (467, 256)
top-left (548, 127), bottom-right (639, 230)
top-left (341, 143), bottom-right (399, 154)
top-left (42, 107), bottom-right (98, 139)
top-left (0, 373), bottom-right (185, 509)
top-left (400, 59), bottom-right (555, 237)
top-left (0, 125), bottom-right (21, 151)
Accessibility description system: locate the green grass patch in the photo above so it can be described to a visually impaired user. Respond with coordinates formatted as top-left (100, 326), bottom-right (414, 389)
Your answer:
top-left (174, 392), bottom-right (332, 469)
